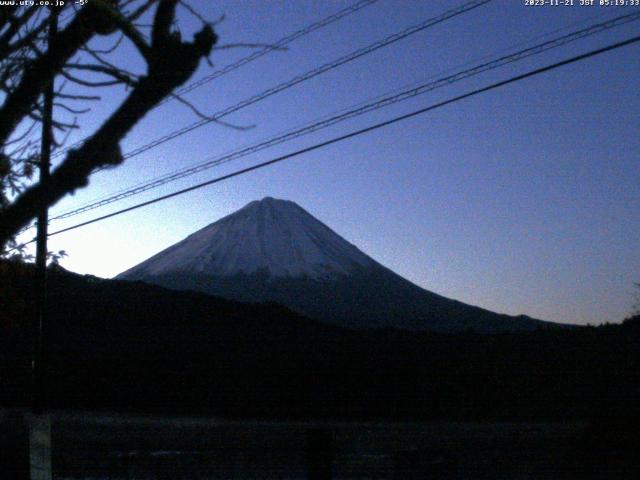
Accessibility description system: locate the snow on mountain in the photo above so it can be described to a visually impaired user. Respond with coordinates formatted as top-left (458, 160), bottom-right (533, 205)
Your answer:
top-left (119, 197), bottom-right (375, 280)
top-left (118, 196), bottom-right (561, 333)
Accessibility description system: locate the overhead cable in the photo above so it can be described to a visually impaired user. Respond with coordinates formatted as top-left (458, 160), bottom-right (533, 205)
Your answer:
top-left (49, 10), bottom-right (640, 221)
top-left (37, 34), bottom-right (639, 241)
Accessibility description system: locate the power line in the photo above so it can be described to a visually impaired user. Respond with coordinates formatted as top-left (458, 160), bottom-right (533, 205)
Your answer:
top-left (43, 6), bottom-right (626, 215)
top-left (168, 0), bottom-right (379, 100)
top-left (48, 10), bottom-right (640, 222)
top-left (44, 0), bottom-right (494, 218)
top-left (47, 7), bottom-right (617, 219)
top-left (38, 34), bottom-right (640, 242)
top-left (51, 0), bottom-right (379, 159)
top-left (86, 0), bottom-right (493, 165)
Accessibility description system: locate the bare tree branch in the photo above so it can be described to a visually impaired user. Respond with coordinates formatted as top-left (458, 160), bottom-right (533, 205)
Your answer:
top-left (83, 32), bottom-right (124, 55)
top-left (0, 4), bottom-right (108, 145)
top-left (95, 2), bottom-right (153, 61)
top-left (61, 68), bottom-right (128, 88)
top-left (0, 13), bottom-right (49, 58)
top-left (53, 102), bottom-right (91, 115)
top-left (0, 6), bottom-right (39, 60)
top-left (55, 91), bottom-right (101, 101)
top-left (66, 62), bottom-right (138, 84)
top-left (171, 92), bottom-right (254, 130)
top-left (126, 0), bottom-right (157, 22)
top-left (0, 1), bottom-right (217, 248)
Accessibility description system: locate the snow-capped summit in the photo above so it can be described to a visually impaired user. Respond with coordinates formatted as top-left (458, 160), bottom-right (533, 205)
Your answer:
top-left (118, 197), bottom-right (560, 333)
top-left (119, 197), bottom-right (375, 280)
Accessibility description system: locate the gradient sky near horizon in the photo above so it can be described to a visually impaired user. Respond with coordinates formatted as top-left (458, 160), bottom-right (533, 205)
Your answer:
top-left (16, 0), bottom-right (640, 326)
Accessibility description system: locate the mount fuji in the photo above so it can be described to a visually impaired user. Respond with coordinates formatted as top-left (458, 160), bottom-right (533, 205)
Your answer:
top-left (117, 197), bottom-right (558, 333)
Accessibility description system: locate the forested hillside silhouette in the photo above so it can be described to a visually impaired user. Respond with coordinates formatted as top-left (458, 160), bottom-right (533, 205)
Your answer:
top-left (2, 260), bottom-right (638, 424)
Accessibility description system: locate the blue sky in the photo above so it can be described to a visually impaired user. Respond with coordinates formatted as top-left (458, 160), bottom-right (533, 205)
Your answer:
top-left (19, 0), bottom-right (640, 325)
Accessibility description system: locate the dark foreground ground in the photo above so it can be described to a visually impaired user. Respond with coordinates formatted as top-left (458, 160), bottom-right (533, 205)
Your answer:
top-left (2, 262), bottom-right (640, 477)
top-left (1, 409), bottom-right (631, 479)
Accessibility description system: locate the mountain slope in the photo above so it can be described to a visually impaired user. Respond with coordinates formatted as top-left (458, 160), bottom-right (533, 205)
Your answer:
top-left (118, 197), bottom-right (560, 333)
top-left (120, 197), bottom-right (375, 279)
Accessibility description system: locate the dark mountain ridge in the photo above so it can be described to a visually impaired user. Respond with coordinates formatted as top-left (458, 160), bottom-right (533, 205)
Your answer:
top-left (142, 266), bottom-right (552, 332)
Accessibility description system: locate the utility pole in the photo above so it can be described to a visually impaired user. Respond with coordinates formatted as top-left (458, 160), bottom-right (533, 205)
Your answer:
top-left (29, 8), bottom-right (58, 480)
top-left (32, 7), bottom-right (56, 415)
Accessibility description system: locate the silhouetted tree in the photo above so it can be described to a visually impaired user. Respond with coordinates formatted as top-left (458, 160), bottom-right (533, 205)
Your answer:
top-left (0, 1), bottom-right (217, 252)
top-left (632, 283), bottom-right (640, 317)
